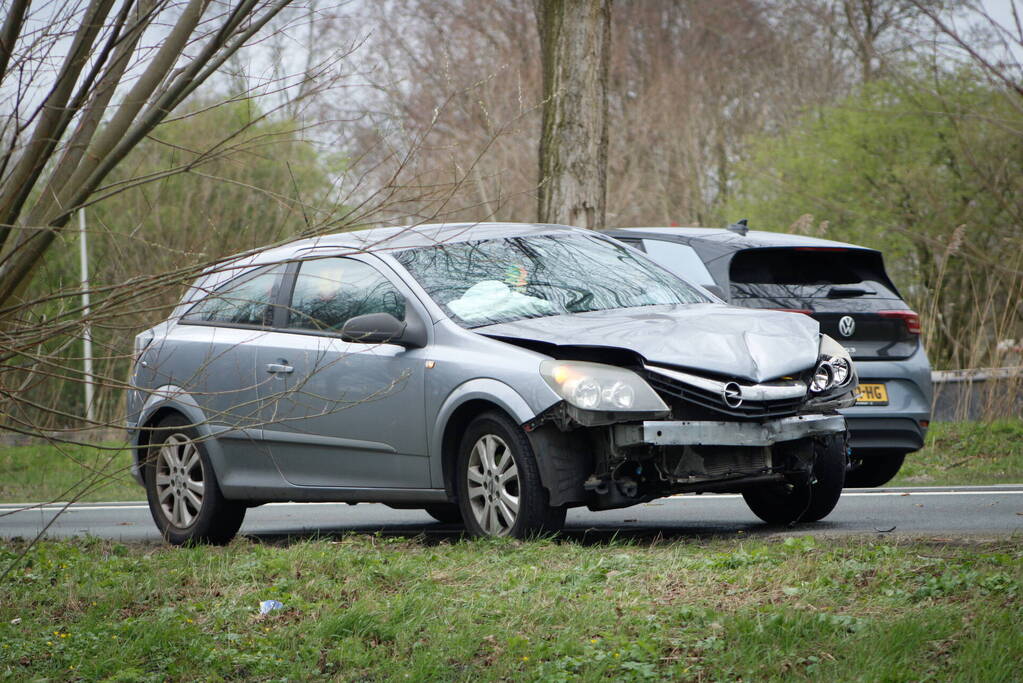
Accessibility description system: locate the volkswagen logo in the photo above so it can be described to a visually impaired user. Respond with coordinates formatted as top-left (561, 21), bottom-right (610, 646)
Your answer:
top-left (722, 382), bottom-right (743, 408)
top-left (838, 315), bottom-right (856, 338)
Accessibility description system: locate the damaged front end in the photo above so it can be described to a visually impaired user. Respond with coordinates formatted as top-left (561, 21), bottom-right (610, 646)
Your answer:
top-left (522, 335), bottom-right (857, 512)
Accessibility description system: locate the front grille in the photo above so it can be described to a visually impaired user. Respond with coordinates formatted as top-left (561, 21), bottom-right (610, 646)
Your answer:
top-left (644, 370), bottom-right (805, 420)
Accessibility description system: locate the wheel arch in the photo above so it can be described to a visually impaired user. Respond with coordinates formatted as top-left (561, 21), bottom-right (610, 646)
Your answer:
top-left (432, 379), bottom-right (588, 507)
top-left (132, 388), bottom-right (221, 483)
top-left (432, 378), bottom-right (544, 499)
top-left (439, 398), bottom-right (510, 499)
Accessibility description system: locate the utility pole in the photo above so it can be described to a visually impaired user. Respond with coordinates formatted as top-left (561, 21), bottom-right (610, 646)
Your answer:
top-left (78, 208), bottom-right (95, 424)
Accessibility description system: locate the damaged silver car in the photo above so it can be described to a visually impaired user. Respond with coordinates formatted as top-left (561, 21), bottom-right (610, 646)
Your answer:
top-left (127, 223), bottom-right (858, 543)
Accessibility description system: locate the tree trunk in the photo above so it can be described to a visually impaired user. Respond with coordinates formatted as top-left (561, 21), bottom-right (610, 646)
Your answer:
top-left (535, 0), bottom-right (611, 229)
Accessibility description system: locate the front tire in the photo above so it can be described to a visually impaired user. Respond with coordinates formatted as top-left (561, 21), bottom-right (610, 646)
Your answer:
top-left (845, 451), bottom-right (905, 487)
top-left (144, 414), bottom-right (246, 545)
top-left (456, 411), bottom-right (565, 538)
top-left (743, 434), bottom-right (847, 524)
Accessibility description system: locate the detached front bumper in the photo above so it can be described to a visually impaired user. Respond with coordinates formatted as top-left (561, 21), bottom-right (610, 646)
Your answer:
top-left (613, 414), bottom-right (846, 448)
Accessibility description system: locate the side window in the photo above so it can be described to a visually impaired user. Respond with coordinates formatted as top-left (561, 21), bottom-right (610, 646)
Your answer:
top-left (286, 257), bottom-right (406, 333)
top-left (641, 239), bottom-right (716, 288)
top-left (184, 264), bottom-right (286, 327)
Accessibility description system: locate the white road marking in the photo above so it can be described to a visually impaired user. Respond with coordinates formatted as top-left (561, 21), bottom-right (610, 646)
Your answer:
top-left (2, 489), bottom-right (1023, 514)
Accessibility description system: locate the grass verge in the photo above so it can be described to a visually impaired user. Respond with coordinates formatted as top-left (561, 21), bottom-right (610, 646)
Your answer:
top-left (0, 419), bottom-right (1020, 505)
top-left (892, 420), bottom-right (1023, 486)
top-left (1, 535), bottom-right (1020, 681)
top-left (0, 441), bottom-right (139, 504)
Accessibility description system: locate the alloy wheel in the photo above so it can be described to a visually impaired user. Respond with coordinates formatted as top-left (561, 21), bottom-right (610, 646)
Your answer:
top-left (466, 434), bottom-right (519, 536)
top-left (154, 433), bottom-right (205, 528)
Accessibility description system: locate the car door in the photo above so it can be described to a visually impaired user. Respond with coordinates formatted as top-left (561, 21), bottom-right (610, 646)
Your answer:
top-left (253, 254), bottom-right (431, 488)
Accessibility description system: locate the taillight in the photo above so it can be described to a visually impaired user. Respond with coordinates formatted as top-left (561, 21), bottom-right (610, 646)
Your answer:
top-left (879, 310), bottom-right (921, 335)
top-left (771, 308), bottom-right (813, 316)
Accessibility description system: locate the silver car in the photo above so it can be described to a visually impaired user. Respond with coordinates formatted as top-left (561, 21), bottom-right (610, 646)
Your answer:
top-left (127, 223), bottom-right (858, 543)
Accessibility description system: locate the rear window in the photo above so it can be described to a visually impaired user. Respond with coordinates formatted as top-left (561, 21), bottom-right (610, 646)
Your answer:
top-left (729, 248), bottom-right (897, 297)
top-left (183, 263), bottom-right (287, 327)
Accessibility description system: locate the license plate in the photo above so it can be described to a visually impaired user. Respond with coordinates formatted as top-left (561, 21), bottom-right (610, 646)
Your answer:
top-left (856, 383), bottom-right (889, 405)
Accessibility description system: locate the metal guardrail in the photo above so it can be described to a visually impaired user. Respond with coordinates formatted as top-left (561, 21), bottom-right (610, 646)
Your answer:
top-left (931, 366), bottom-right (1023, 421)
top-left (932, 366), bottom-right (1023, 383)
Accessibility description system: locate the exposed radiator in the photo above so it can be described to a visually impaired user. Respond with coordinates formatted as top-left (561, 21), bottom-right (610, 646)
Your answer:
top-left (667, 445), bottom-right (772, 479)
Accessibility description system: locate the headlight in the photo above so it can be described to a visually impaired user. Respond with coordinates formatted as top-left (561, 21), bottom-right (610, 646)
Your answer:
top-left (810, 335), bottom-right (855, 394)
top-left (811, 362), bottom-right (834, 392)
top-left (830, 356), bottom-right (851, 385)
top-left (540, 361), bottom-right (668, 412)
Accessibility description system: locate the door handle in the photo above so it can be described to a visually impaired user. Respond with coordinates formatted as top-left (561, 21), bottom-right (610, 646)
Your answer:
top-left (265, 363), bottom-right (294, 374)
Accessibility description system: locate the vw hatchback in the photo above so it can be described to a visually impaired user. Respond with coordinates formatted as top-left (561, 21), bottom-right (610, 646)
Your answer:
top-left (128, 223), bottom-right (858, 543)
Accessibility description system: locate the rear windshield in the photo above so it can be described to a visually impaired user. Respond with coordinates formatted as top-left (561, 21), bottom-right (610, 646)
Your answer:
top-left (729, 248), bottom-right (896, 297)
top-left (395, 233), bottom-right (709, 328)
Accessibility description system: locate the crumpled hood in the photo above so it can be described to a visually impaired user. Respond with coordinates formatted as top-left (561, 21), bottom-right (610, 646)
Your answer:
top-left (476, 304), bottom-right (821, 383)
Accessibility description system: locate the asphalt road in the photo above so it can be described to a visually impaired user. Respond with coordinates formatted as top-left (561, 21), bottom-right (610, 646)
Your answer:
top-left (1, 485), bottom-right (1021, 543)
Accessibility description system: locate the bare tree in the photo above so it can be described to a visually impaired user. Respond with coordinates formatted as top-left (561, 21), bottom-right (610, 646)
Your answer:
top-left (534, 0), bottom-right (611, 229)
top-left (910, 0), bottom-right (1023, 100)
top-left (0, 0), bottom-right (298, 309)
top-left (337, 1), bottom-right (855, 230)
top-left (792, 0), bottom-right (945, 82)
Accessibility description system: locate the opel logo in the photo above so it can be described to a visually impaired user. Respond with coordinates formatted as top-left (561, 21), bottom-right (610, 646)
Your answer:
top-left (722, 382), bottom-right (743, 408)
top-left (838, 315), bottom-right (856, 338)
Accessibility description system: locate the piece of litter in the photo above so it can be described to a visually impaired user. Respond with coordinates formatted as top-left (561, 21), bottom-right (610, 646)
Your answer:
top-left (900, 493), bottom-right (910, 497)
top-left (259, 600), bottom-right (284, 615)
top-left (10, 617), bottom-right (21, 625)
top-left (914, 503), bottom-right (924, 508)
top-left (874, 525), bottom-right (897, 533)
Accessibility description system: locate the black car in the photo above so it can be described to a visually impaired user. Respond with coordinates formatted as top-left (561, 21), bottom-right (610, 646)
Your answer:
top-left (606, 224), bottom-right (932, 487)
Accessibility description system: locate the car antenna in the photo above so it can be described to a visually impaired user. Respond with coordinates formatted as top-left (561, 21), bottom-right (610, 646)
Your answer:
top-left (727, 218), bottom-right (749, 235)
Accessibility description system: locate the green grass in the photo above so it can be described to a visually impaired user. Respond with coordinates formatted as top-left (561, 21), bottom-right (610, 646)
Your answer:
top-left (0, 420), bottom-right (1021, 505)
top-left (892, 420), bottom-right (1023, 487)
top-left (0, 441), bottom-right (140, 504)
top-left (1, 535), bottom-right (1020, 681)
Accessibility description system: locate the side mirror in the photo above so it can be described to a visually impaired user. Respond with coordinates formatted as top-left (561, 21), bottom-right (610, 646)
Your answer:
top-left (340, 310), bottom-right (428, 348)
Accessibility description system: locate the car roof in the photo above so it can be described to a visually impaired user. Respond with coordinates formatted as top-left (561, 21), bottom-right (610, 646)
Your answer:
top-left (606, 226), bottom-right (877, 252)
top-left (238, 222), bottom-right (588, 268)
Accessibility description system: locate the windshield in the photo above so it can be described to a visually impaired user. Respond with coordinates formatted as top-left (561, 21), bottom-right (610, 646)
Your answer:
top-left (395, 233), bottom-right (709, 327)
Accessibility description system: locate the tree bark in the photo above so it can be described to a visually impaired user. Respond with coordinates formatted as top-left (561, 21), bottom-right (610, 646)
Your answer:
top-left (535, 0), bottom-right (611, 229)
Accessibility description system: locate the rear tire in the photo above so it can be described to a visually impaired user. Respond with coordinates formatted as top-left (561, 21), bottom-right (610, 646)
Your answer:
top-left (423, 504), bottom-right (463, 524)
top-left (845, 452), bottom-right (905, 488)
top-left (743, 434), bottom-right (847, 524)
top-left (456, 411), bottom-right (566, 538)
top-left (143, 414), bottom-right (246, 545)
